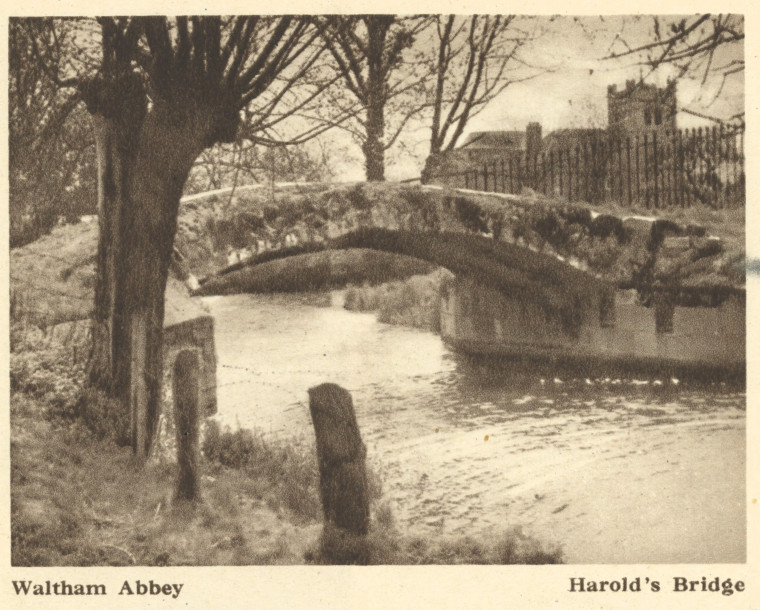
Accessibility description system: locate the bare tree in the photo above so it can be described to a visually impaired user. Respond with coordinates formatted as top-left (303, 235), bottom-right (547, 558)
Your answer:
top-left (12, 16), bottom-right (330, 458)
top-left (427, 15), bottom-right (541, 156)
top-left (186, 137), bottom-right (338, 194)
top-left (607, 14), bottom-right (744, 124)
top-left (9, 19), bottom-right (96, 246)
top-left (315, 15), bottom-right (432, 181)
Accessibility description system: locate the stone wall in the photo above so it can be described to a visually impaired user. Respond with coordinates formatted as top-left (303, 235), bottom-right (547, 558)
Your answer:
top-left (440, 275), bottom-right (745, 375)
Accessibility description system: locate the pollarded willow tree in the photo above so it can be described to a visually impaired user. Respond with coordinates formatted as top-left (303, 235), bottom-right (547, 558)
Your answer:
top-left (26, 16), bottom-right (329, 458)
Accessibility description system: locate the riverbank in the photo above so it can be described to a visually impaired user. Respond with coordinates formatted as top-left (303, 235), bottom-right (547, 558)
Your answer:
top-left (205, 292), bottom-right (745, 563)
top-left (343, 269), bottom-right (452, 332)
top-left (10, 321), bottom-right (562, 566)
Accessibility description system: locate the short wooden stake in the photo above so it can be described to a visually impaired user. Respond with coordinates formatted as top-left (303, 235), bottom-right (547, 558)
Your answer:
top-left (308, 383), bottom-right (370, 563)
top-left (173, 350), bottom-right (201, 503)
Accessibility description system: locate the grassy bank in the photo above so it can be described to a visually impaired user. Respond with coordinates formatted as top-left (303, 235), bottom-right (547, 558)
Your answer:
top-left (343, 269), bottom-right (452, 333)
top-left (10, 325), bottom-right (322, 566)
top-left (10, 322), bottom-right (561, 566)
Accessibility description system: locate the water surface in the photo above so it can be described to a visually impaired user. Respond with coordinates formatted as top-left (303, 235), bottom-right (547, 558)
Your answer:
top-left (204, 292), bottom-right (745, 563)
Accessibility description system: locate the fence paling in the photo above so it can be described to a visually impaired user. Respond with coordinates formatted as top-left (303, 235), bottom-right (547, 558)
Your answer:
top-left (427, 125), bottom-right (743, 209)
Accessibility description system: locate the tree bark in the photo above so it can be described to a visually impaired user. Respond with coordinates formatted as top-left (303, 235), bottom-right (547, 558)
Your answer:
top-left (362, 17), bottom-right (390, 182)
top-left (363, 100), bottom-right (385, 182)
top-left (89, 113), bottom-right (125, 391)
top-left (121, 102), bottom-right (206, 458)
top-left (86, 74), bottom-right (145, 422)
top-left (86, 78), bottom-right (207, 457)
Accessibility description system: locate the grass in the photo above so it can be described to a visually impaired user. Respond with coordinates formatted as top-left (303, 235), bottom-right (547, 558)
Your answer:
top-left (11, 385), bottom-right (323, 566)
top-left (10, 221), bottom-right (97, 327)
top-left (12, 402), bottom-right (321, 566)
top-left (343, 269), bottom-right (452, 332)
top-left (10, 324), bottom-right (562, 566)
top-left (307, 501), bottom-right (562, 565)
top-left (10, 322), bottom-right (322, 566)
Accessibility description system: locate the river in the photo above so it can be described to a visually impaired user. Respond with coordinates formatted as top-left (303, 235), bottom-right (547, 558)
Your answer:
top-left (202, 292), bottom-right (745, 564)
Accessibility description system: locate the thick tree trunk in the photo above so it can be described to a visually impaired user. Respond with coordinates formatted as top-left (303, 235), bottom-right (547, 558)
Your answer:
top-left (87, 83), bottom-right (207, 458)
top-left (363, 101), bottom-right (385, 182)
top-left (86, 73), bottom-right (146, 414)
top-left (122, 103), bottom-right (206, 459)
top-left (88, 111), bottom-right (139, 409)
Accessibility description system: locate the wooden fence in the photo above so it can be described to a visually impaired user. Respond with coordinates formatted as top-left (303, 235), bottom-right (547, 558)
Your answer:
top-left (433, 126), bottom-right (745, 209)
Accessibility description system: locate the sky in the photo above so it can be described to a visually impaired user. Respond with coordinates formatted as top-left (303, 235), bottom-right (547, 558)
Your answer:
top-left (365, 15), bottom-right (745, 181)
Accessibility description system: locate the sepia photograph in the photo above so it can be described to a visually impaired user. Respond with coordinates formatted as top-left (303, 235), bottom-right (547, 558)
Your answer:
top-left (4, 6), bottom-right (752, 606)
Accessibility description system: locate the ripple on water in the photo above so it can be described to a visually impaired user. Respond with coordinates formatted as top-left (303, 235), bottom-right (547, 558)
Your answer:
top-left (204, 293), bottom-right (746, 563)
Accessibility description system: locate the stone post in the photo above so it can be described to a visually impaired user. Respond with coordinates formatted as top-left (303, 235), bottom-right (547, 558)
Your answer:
top-left (173, 350), bottom-right (201, 503)
top-left (308, 383), bottom-right (370, 563)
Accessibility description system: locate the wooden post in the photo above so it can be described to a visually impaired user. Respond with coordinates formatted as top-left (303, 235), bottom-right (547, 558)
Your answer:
top-left (130, 310), bottom-right (149, 461)
top-left (308, 383), bottom-right (370, 564)
top-left (173, 350), bottom-right (201, 503)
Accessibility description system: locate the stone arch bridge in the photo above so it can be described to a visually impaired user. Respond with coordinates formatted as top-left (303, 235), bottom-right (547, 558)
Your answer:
top-left (194, 190), bottom-right (744, 381)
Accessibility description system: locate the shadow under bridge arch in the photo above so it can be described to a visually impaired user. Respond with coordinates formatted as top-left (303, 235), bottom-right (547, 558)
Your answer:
top-left (196, 227), bottom-right (614, 337)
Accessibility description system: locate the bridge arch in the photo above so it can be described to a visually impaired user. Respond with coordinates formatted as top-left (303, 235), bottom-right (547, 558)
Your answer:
top-left (197, 227), bottom-right (613, 335)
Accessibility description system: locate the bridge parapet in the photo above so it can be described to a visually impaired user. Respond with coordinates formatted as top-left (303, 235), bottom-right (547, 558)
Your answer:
top-left (190, 183), bottom-right (743, 308)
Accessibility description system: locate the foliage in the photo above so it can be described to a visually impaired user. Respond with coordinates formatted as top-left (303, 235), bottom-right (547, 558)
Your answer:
top-left (453, 196), bottom-right (490, 233)
top-left (9, 324), bottom-right (88, 421)
top-left (202, 420), bottom-right (384, 524)
top-left (344, 270), bottom-right (450, 332)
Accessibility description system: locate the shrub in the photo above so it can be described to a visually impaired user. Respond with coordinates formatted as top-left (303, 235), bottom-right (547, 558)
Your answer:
top-left (452, 196), bottom-right (489, 233)
top-left (10, 335), bottom-right (87, 421)
top-left (401, 189), bottom-right (441, 231)
top-left (344, 271), bottom-right (449, 333)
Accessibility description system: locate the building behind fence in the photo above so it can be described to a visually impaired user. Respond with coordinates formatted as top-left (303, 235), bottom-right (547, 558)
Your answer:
top-left (425, 79), bottom-right (745, 209)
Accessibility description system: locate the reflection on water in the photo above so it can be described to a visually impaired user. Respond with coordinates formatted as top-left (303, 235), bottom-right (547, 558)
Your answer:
top-left (203, 293), bottom-right (745, 563)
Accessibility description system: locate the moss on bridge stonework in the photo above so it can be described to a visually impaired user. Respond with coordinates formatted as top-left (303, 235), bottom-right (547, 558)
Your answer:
top-left (183, 182), bottom-right (744, 308)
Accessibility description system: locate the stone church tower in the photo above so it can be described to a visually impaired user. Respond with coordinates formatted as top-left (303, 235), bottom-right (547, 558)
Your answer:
top-left (607, 79), bottom-right (677, 135)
